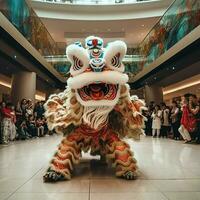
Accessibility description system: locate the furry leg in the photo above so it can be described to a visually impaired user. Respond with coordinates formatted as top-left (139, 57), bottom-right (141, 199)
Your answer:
top-left (105, 133), bottom-right (138, 180)
top-left (43, 133), bottom-right (82, 182)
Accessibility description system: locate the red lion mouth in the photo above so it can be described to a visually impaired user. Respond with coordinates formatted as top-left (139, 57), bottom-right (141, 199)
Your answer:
top-left (77, 83), bottom-right (119, 101)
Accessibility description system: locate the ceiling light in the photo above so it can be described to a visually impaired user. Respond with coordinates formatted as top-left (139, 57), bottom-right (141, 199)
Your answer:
top-left (0, 81), bottom-right (11, 88)
top-left (141, 24), bottom-right (145, 27)
top-left (163, 80), bottom-right (200, 95)
top-left (0, 81), bottom-right (46, 100)
top-left (35, 94), bottom-right (46, 101)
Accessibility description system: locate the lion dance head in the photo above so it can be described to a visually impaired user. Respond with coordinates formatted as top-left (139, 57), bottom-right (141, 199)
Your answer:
top-left (67, 36), bottom-right (128, 107)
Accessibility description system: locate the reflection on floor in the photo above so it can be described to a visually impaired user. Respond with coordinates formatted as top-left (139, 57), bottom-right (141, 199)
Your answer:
top-left (0, 135), bottom-right (200, 200)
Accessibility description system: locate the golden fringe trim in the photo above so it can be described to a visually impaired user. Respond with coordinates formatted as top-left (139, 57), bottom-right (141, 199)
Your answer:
top-left (49, 137), bottom-right (82, 179)
top-left (106, 140), bottom-right (138, 176)
top-left (112, 157), bottom-right (136, 168)
top-left (52, 152), bottom-right (80, 169)
top-left (106, 141), bottom-right (131, 153)
top-left (58, 145), bottom-right (81, 159)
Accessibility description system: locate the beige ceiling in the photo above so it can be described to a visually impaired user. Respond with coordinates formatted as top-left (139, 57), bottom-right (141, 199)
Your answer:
top-left (163, 74), bottom-right (200, 101)
top-left (41, 17), bottom-right (160, 47)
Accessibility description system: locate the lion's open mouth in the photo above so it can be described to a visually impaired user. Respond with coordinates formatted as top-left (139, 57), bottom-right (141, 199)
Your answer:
top-left (77, 83), bottom-right (119, 101)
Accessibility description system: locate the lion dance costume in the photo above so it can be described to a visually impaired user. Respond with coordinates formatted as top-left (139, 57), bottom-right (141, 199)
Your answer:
top-left (43, 36), bottom-right (146, 182)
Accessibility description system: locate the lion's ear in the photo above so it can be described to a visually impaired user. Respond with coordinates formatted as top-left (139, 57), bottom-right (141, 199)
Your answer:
top-left (66, 44), bottom-right (89, 76)
top-left (103, 41), bottom-right (127, 72)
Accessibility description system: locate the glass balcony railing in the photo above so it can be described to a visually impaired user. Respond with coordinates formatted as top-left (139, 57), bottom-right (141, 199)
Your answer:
top-left (44, 54), bottom-right (145, 77)
top-left (32, 0), bottom-right (154, 5)
top-left (136, 0), bottom-right (200, 73)
top-left (0, 0), bottom-right (62, 56)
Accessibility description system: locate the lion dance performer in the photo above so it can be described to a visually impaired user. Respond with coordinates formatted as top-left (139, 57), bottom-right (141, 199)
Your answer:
top-left (43, 36), bottom-right (146, 182)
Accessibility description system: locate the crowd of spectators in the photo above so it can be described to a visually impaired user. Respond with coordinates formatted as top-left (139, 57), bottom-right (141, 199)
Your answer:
top-left (0, 99), bottom-right (52, 145)
top-left (143, 93), bottom-right (200, 144)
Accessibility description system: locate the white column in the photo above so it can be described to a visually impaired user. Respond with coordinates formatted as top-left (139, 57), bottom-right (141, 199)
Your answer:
top-left (11, 71), bottom-right (36, 105)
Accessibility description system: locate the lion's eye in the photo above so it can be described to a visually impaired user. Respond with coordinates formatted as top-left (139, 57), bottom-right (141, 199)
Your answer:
top-left (66, 44), bottom-right (89, 76)
top-left (111, 53), bottom-right (121, 68)
top-left (103, 41), bottom-right (127, 73)
top-left (73, 56), bottom-right (83, 71)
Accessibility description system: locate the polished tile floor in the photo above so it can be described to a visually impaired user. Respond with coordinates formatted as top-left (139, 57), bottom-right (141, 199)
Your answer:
top-left (0, 135), bottom-right (200, 200)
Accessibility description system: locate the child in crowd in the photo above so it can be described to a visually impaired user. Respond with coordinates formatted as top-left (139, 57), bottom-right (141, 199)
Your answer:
top-left (17, 120), bottom-right (30, 140)
top-left (151, 105), bottom-right (162, 137)
top-left (27, 115), bottom-right (37, 138)
top-left (36, 117), bottom-right (44, 137)
top-left (161, 103), bottom-right (170, 138)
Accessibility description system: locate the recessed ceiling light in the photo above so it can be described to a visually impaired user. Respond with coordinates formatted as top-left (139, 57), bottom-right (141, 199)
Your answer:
top-left (172, 67), bottom-right (175, 70)
top-left (14, 55), bottom-right (17, 59)
top-left (141, 24), bottom-right (145, 27)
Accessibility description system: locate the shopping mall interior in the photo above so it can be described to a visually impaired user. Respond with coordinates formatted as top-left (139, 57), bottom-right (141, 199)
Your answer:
top-left (0, 0), bottom-right (200, 199)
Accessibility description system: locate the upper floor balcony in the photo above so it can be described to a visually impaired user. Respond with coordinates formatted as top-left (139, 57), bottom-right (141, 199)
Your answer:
top-left (32, 0), bottom-right (159, 5)
top-left (30, 0), bottom-right (173, 20)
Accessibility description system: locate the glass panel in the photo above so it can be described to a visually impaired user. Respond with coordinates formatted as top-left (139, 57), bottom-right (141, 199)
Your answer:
top-left (44, 54), bottom-right (143, 76)
top-left (0, 0), bottom-right (67, 76)
top-left (136, 0), bottom-right (200, 73)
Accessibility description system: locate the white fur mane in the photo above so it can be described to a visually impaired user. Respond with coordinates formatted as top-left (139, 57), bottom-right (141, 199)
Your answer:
top-left (82, 105), bottom-right (114, 130)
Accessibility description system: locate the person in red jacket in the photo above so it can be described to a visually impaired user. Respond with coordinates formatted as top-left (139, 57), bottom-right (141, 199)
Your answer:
top-left (178, 94), bottom-right (192, 143)
top-left (1, 102), bottom-right (14, 144)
